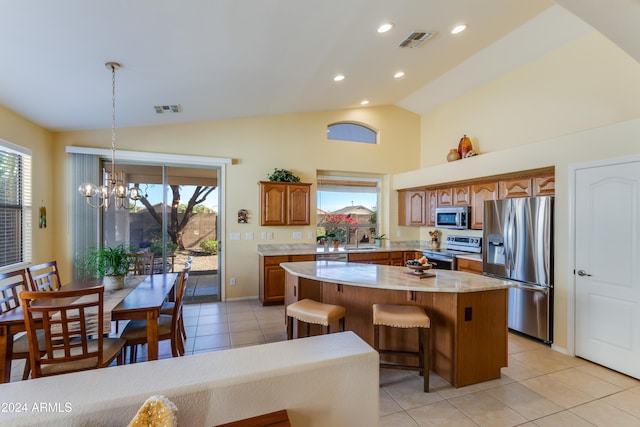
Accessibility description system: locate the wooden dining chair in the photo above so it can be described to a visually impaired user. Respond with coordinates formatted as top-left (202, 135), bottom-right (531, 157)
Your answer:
top-left (20, 285), bottom-right (126, 378)
top-left (159, 260), bottom-right (192, 341)
top-left (0, 269), bottom-right (46, 380)
top-left (26, 260), bottom-right (62, 292)
top-left (129, 252), bottom-right (155, 276)
top-left (122, 267), bottom-right (190, 363)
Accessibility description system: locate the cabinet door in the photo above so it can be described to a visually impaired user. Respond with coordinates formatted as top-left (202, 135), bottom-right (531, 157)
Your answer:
top-left (348, 252), bottom-right (389, 264)
top-left (470, 182), bottom-right (498, 230)
top-left (264, 265), bottom-right (286, 303)
top-left (456, 258), bottom-right (483, 274)
top-left (389, 252), bottom-right (404, 266)
top-left (287, 184), bottom-right (311, 225)
top-left (533, 174), bottom-right (555, 196)
top-left (499, 178), bottom-right (532, 199)
top-left (453, 185), bottom-right (470, 206)
top-left (398, 190), bottom-right (426, 226)
top-left (427, 190), bottom-right (437, 226)
top-left (437, 188), bottom-right (453, 206)
top-left (260, 182), bottom-right (287, 225)
top-left (408, 190), bottom-right (426, 225)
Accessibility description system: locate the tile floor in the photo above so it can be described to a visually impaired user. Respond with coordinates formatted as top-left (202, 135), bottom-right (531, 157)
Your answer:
top-left (10, 299), bottom-right (640, 426)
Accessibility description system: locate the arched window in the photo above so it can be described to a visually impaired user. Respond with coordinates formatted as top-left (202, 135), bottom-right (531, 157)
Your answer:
top-left (327, 122), bottom-right (377, 144)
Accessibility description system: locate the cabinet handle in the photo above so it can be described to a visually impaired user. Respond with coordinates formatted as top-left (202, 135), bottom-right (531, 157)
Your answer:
top-left (294, 285), bottom-right (297, 297)
top-left (336, 284), bottom-right (343, 293)
top-left (407, 290), bottom-right (417, 302)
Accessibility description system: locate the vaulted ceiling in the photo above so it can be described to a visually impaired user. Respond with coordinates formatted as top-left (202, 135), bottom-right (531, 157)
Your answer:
top-left (0, 1), bottom-right (637, 132)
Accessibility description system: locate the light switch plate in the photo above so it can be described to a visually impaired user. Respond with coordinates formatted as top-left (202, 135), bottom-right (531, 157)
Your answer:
top-left (229, 232), bottom-right (241, 240)
top-left (261, 232), bottom-right (267, 240)
top-left (246, 232), bottom-right (254, 240)
top-left (293, 231), bottom-right (302, 239)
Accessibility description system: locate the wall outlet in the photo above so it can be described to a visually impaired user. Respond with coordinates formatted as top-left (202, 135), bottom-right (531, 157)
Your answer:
top-left (308, 231), bottom-right (314, 240)
top-left (246, 232), bottom-right (254, 240)
top-left (397, 230), bottom-right (402, 237)
top-left (229, 277), bottom-right (236, 286)
top-left (261, 232), bottom-right (267, 240)
top-left (293, 231), bottom-right (302, 239)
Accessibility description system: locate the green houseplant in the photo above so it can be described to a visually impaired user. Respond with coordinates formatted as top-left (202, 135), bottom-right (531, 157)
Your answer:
top-left (267, 168), bottom-right (301, 182)
top-left (373, 234), bottom-right (387, 247)
top-left (76, 244), bottom-right (133, 290)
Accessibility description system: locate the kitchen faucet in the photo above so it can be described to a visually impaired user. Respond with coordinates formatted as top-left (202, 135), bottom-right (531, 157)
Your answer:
top-left (354, 229), bottom-right (359, 249)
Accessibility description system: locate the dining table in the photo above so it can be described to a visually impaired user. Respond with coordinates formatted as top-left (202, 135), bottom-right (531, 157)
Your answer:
top-left (0, 272), bottom-right (178, 384)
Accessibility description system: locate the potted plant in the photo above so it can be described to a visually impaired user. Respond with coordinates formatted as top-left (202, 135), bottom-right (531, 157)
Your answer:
top-left (76, 244), bottom-right (134, 290)
top-left (267, 168), bottom-right (301, 182)
top-left (316, 232), bottom-right (336, 250)
top-left (373, 234), bottom-right (387, 247)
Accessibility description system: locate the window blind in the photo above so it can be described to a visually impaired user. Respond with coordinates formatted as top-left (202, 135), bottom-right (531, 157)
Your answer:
top-left (0, 141), bottom-right (32, 268)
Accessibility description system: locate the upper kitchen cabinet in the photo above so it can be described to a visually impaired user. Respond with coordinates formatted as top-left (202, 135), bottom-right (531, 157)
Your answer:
top-left (533, 173), bottom-right (555, 196)
top-left (499, 177), bottom-right (532, 199)
top-left (398, 189), bottom-right (427, 226)
top-left (259, 181), bottom-right (311, 226)
top-left (437, 187), bottom-right (453, 206)
top-left (427, 190), bottom-right (437, 226)
top-left (470, 182), bottom-right (498, 229)
top-left (453, 185), bottom-right (470, 206)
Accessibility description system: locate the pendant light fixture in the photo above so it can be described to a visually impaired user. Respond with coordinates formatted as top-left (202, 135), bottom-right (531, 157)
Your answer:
top-left (78, 62), bottom-right (140, 209)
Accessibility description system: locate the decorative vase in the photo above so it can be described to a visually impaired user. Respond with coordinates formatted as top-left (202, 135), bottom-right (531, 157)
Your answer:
top-left (447, 149), bottom-right (461, 162)
top-left (374, 239), bottom-right (382, 247)
top-left (332, 241), bottom-right (340, 249)
top-left (103, 275), bottom-right (125, 291)
top-left (458, 135), bottom-right (473, 159)
top-left (430, 240), bottom-right (440, 250)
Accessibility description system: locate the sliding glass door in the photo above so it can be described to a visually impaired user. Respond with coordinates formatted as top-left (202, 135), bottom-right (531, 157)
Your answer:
top-left (102, 163), bottom-right (221, 302)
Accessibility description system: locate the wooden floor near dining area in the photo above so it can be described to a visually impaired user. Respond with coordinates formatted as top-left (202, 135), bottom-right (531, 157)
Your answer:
top-left (9, 299), bottom-right (640, 426)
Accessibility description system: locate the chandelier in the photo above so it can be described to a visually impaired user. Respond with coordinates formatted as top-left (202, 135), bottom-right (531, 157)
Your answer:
top-left (78, 62), bottom-right (140, 209)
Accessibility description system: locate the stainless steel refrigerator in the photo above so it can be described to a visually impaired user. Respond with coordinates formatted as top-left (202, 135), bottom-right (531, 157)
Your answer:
top-left (483, 196), bottom-right (553, 343)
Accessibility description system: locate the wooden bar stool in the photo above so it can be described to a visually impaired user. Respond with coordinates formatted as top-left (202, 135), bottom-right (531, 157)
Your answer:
top-left (373, 303), bottom-right (431, 392)
top-left (286, 299), bottom-right (346, 339)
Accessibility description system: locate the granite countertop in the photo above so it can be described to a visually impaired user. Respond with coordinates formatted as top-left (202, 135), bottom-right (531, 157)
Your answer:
top-left (257, 242), bottom-right (430, 256)
top-left (280, 261), bottom-right (514, 293)
top-left (455, 253), bottom-right (482, 261)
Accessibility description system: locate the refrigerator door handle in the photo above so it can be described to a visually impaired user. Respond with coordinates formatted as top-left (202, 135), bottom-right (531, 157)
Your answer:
top-left (504, 205), bottom-right (513, 276)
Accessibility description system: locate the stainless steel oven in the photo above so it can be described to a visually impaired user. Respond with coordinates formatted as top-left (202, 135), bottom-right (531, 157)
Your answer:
top-left (422, 235), bottom-right (481, 270)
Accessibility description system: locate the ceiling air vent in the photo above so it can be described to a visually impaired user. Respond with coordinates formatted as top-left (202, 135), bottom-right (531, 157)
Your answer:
top-left (154, 104), bottom-right (182, 114)
top-left (398, 31), bottom-right (435, 49)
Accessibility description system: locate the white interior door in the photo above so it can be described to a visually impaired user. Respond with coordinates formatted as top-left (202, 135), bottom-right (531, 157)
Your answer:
top-left (575, 160), bottom-right (640, 379)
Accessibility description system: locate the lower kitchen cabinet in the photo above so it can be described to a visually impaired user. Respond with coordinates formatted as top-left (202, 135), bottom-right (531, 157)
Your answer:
top-left (456, 257), bottom-right (483, 274)
top-left (348, 250), bottom-right (419, 266)
top-left (259, 254), bottom-right (315, 305)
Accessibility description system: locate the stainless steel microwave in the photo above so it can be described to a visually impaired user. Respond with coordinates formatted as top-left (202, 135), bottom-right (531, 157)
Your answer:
top-left (435, 206), bottom-right (470, 229)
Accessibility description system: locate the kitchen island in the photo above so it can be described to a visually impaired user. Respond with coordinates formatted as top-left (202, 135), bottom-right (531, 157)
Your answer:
top-left (281, 261), bottom-right (515, 387)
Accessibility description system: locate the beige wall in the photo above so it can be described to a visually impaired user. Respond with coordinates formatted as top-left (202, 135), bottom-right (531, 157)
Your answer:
top-left (394, 31), bottom-right (640, 350)
top-left (0, 106), bottom-right (55, 268)
top-left (52, 106), bottom-right (421, 299)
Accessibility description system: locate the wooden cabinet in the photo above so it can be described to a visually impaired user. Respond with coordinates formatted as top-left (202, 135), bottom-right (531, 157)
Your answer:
top-left (427, 190), bottom-right (437, 226)
top-left (348, 250), bottom-right (416, 266)
top-left (499, 177), bottom-right (532, 199)
top-left (470, 182), bottom-right (498, 230)
top-left (398, 190), bottom-right (427, 226)
top-left (397, 169), bottom-right (554, 229)
top-left (259, 254), bottom-right (315, 304)
top-left (452, 185), bottom-right (470, 206)
top-left (456, 257), bottom-right (483, 274)
top-left (533, 174), bottom-right (555, 196)
top-left (437, 188), bottom-right (453, 206)
top-left (259, 181), bottom-right (311, 226)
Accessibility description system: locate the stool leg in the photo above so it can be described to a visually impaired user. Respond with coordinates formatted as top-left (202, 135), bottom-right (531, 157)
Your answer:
top-left (287, 315), bottom-right (293, 340)
top-left (326, 325), bottom-right (330, 334)
top-left (305, 322), bottom-right (310, 338)
top-left (374, 325), bottom-right (380, 351)
top-left (420, 327), bottom-right (430, 393)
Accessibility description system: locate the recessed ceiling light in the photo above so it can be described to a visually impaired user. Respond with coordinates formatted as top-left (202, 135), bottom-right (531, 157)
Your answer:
top-left (360, 100), bottom-right (369, 105)
top-left (394, 71), bottom-right (405, 79)
top-left (333, 74), bottom-right (345, 82)
top-left (451, 24), bottom-right (467, 34)
top-left (377, 23), bottom-right (394, 33)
